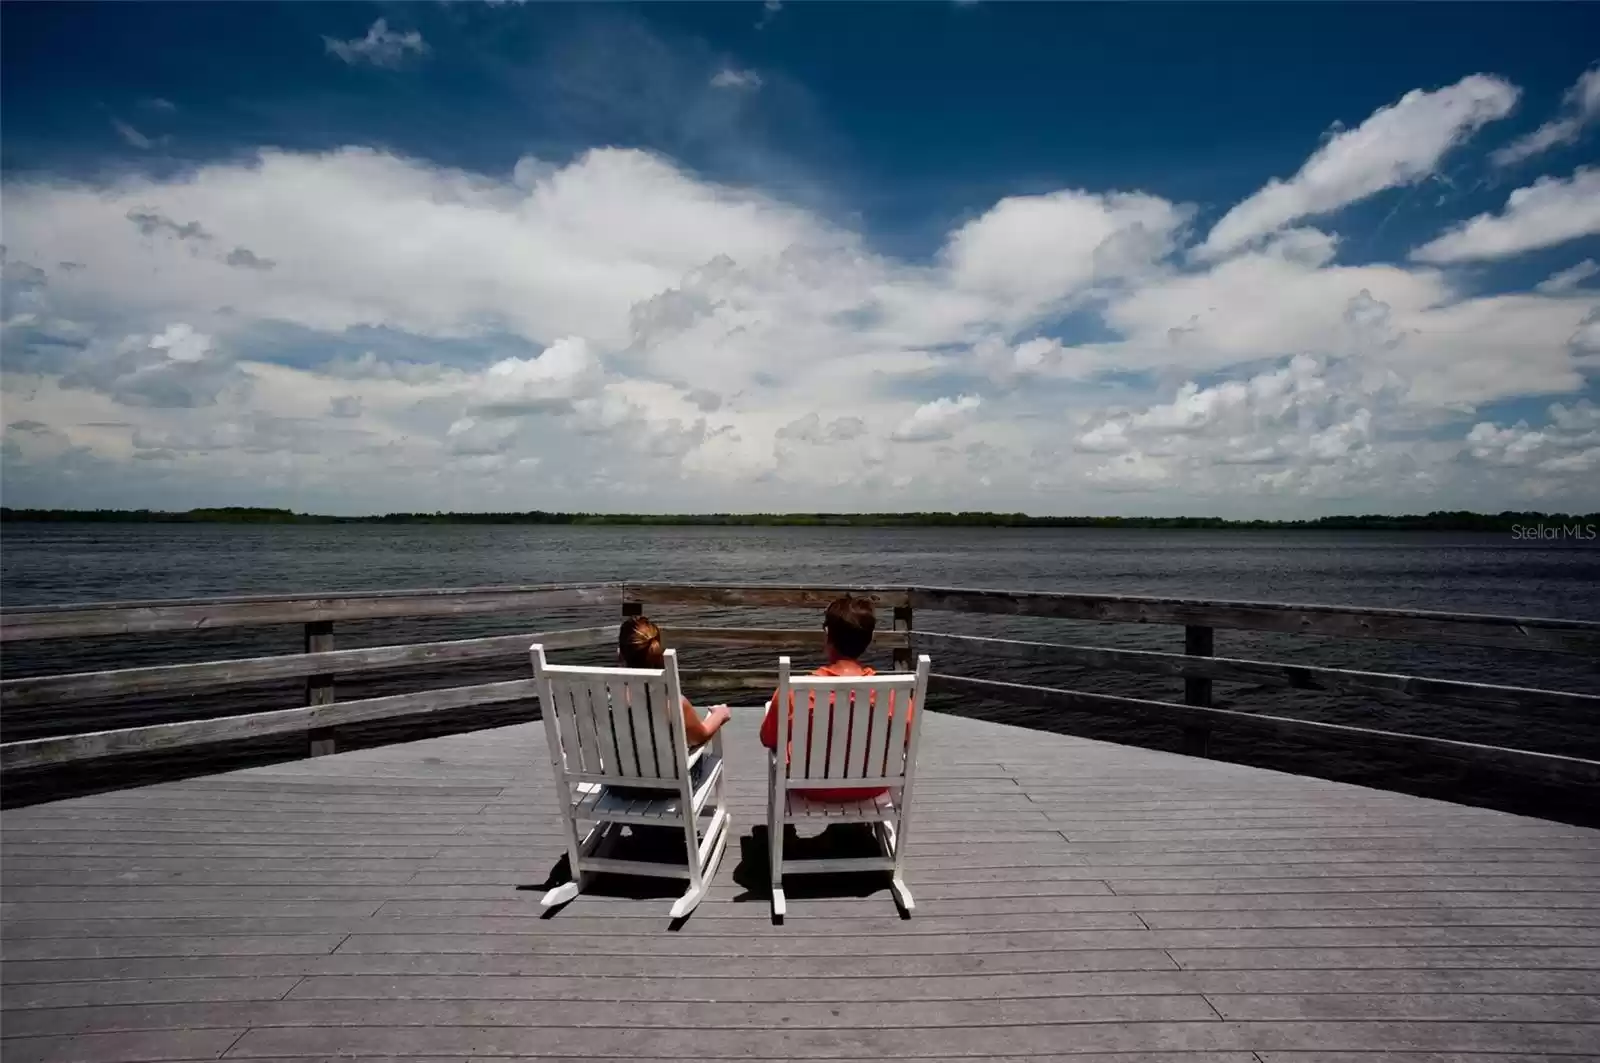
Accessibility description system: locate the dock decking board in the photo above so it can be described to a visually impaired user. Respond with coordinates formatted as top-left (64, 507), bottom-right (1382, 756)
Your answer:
top-left (3, 711), bottom-right (1598, 1061)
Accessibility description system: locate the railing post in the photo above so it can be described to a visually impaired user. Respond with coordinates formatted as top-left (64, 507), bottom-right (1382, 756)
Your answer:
top-left (893, 605), bottom-right (914, 672)
top-left (305, 620), bottom-right (336, 756)
top-left (1183, 624), bottom-right (1213, 757)
top-left (620, 601), bottom-right (642, 667)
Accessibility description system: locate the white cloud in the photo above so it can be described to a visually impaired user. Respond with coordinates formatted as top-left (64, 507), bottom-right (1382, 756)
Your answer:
top-left (225, 247), bottom-right (275, 271)
top-left (111, 119), bottom-right (154, 150)
top-left (1107, 233), bottom-right (1440, 369)
top-left (1551, 398), bottom-right (1600, 432)
top-left (1466, 400), bottom-right (1600, 479)
top-left (328, 395), bottom-right (363, 419)
top-left (681, 426), bottom-right (776, 482)
top-left (445, 416), bottom-right (522, 457)
top-left (1073, 355), bottom-right (1420, 498)
top-left (777, 413), bottom-right (866, 444)
top-left (1, 147), bottom-right (827, 350)
top-left (943, 189), bottom-right (1187, 323)
top-left (3, 82), bottom-right (1598, 516)
top-left (1574, 309), bottom-right (1600, 359)
top-left (891, 395), bottom-right (981, 442)
top-left (710, 68), bottom-right (762, 91)
top-left (1410, 167), bottom-right (1600, 263)
top-left (471, 337), bottom-right (604, 414)
top-left (1200, 75), bottom-right (1519, 259)
top-left (1492, 63), bottom-right (1600, 166)
top-left (1061, 348), bottom-right (1600, 507)
top-left (53, 324), bottom-right (246, 409)
top-left (1387, 294), bottom-right (1594, 409)
top-left (149, 323), bottom-right (212, 364)
top-left (1538, 259), bottom-right (1599, 295)
top-left (1095, 229), bottom-right (1600, 411)
top-left (967, 335), bottom-right (1102, 387)
top-left (126, 209), bottom-right (211, 242)
top-left (1083, 355), bottom-right (1346, 446)
top-left (324, 19), bottom-right (428, 68)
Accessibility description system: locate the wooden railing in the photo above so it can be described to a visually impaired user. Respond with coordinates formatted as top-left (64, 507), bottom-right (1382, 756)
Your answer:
top-left (2, 582), bottom-right (1597, 788)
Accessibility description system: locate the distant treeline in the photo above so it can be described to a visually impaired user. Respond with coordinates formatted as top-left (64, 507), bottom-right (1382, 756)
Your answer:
top-left (3, 507), bottom-right (1596, 531)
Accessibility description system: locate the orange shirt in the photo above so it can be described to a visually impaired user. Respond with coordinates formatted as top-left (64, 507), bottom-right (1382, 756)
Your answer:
top-left (760, 662), bottom-right (907, 801)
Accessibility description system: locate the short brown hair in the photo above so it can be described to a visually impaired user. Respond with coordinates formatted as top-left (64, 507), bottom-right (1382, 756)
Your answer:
top-left (824, 595), bottom-right (876, 658)
top-left (618, 615), bottom-right (665, 669)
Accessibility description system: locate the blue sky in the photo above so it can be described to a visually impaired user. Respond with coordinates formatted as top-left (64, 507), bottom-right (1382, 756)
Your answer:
top-left (2, 2), bottom-right (1597, 515)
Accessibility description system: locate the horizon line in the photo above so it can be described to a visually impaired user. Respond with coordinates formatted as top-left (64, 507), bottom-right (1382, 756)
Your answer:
top-left (3, 506), bottom-right (1598, 528)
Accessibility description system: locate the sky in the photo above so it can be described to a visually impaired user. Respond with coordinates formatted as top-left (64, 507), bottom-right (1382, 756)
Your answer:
top-left (2, 2), bottom-right (1598, 517)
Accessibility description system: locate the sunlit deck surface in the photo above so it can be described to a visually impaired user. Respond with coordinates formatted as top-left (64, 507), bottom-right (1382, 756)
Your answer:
top-left (3, 710), bottom-right (1599, 1063)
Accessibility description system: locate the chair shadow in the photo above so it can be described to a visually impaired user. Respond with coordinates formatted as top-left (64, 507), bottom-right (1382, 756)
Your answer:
top-left (730, 823), bottom-right (899, 922)
top-left (517, 826), bottom-right (705, 923)
top-left (520, 823), bottom-right (900, 926)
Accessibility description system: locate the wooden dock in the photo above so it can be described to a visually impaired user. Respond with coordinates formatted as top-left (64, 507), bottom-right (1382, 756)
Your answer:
top-left (5, 710), bottom-right (1599, 1061)
top-left (4, 581), bottom-right (1599, 1058)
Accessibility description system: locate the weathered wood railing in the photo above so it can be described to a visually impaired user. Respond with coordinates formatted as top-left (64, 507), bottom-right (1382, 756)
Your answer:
top-left (3, 582), bottom-right (1598, 789)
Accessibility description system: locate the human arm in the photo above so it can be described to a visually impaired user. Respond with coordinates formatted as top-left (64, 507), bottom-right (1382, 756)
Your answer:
top-left (759, 690), bottom-right (780, 750)
top-left (682, 696), bottom-right (730, 747)
top-left (758, 685), bottom-right (790, 752)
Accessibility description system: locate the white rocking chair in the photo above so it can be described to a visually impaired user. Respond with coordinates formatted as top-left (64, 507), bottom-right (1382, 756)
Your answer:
top-left (532, 644), bottom-right (731, 919)
top-left (766, 654), bottom-right (931, 918)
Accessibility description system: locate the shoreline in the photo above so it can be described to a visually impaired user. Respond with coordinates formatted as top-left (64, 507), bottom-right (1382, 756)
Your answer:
top-left (4, 507), bottom-right (1598, 533)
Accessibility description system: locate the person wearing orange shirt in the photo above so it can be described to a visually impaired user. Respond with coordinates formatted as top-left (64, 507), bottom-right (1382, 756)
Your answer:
top-left (759, 594), bottom-right (899, 802)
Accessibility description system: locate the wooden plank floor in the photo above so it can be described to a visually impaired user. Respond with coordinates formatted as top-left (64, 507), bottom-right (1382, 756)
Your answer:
top-left (4, 710), bottom-right (1600, 1062)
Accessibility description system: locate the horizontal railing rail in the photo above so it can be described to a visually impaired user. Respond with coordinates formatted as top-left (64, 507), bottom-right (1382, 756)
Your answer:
top-left (2, 581), bottom-right (1597, 794)
top-left (906, 586), bottom-right (1600, 654)
top-left (0, 628), bottom-right (908, 708)
top-left (0, 583), bottom-right (632, 641)
top-left (913, 631), bottom-right (1600, 715)
top-left (6, 581), bottom-right (1596, 653)
top-left (0, 628), bottom-right (897, 771)
top-left (934, 674), bottom-right (1600, 786)
top-left (0, 627), bottom-right (612, 707)
top-left (1, 678), bottom-right (542, 772)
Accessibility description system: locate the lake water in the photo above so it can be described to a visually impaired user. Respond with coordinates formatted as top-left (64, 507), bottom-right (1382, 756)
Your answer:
top-left (4, 523), bottom-right (1598, 818)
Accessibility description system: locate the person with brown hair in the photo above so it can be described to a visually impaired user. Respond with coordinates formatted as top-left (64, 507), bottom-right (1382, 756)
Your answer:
top-left (615, 615), bottom-right (730, 794)
top-left (759, 594), bottom-right (896, 801)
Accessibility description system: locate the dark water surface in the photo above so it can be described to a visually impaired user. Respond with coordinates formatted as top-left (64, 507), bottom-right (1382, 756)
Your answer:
top-left (4, 524), bottom-right (1598, 818)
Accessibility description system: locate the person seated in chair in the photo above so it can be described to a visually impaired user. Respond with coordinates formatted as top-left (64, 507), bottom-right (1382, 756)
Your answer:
top-left (610, 615), bottom-right (729, 799)
top-left (760, 594), bottom-right (901, 802)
